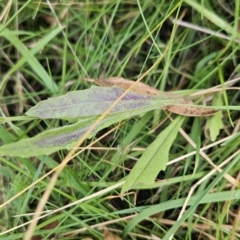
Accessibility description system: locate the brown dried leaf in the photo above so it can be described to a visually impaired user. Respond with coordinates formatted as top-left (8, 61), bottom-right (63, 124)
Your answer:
top-left (162, 105), bottom-right (217, 116)
top-left (103, 229), bottom-right (122, 240)
top-left (86, 76), bottom-right (159, 95)
top-left (30, 219), bottom-right (59, 240)
top-left (84, 76), bottom-right (216, 117)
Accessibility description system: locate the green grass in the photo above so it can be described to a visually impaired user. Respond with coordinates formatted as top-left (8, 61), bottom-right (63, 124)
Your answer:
top-left (0, 0), bottom-right (240, 239)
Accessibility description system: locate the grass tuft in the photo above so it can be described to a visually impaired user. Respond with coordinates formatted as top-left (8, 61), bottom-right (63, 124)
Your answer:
top-left (0, 1), bottom-right (239, 239)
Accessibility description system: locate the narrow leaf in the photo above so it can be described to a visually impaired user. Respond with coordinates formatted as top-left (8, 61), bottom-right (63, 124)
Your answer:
top-left (0, 25), bottom-right (60, 92)
top-left (121, 116), bottom-right (184, 194)
top-left (86, 76), bottom-right (160, 95)
top-left (0, 118), bottom-right (95, 157)
top-left (205, 93), bottom-right (223, 141)
top-left (86, 77), bottom-right (216, 117)
top-left (162, 104), bottom-right (217, 116)
top-left (25, 86), bottom-right (178, 121)
top-left (0, 112), bottom-right (149, 158)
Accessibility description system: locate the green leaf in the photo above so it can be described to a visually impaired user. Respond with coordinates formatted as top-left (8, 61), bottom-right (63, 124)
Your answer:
top-left (195, 52), bottom-right (218, 74)
top-left (0, 112), bottom-right (153, 157)
top-left (184, 0), bottom-right (240, 38)
top-left (121, 116), bottom-right (184, 194)
top-left (0, 25), bottom-right (60, 93)
top-left (205, 93), bottom-right (223, 141)
top-left (26, 86), bottom-right (177, 121)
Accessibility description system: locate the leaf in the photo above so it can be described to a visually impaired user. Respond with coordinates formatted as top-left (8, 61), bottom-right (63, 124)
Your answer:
top-left (0, 118), bottom-right (94, 157)
top-left (103, 229), bottom-right (122, 240)
top-left (85, 76), bottom-right (159, 95)
top-left (0, 25), bottom-right (60, 92)
top-left (162, 105), bottom-right (217, 116)
top-left (121, 116), bottom-right (184, 194)
top-left (205, 93), bottom-right (223, 141)
top-left (25, 86), bottom-right (179, 121)
top-left (0, 108), bottom-right (162, 157)
top-left (85, 77), bottom-right (217, 117)
top-left (0, 114), bottom-right (138, 157)
top-left (194, 52), bottom-right (218, 74)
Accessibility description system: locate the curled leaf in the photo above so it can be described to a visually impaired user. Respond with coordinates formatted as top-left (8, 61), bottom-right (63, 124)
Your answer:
top-left (162, 105), bottom-right (217, 116)
top-left (88, 76), bottom-right (159, 95)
